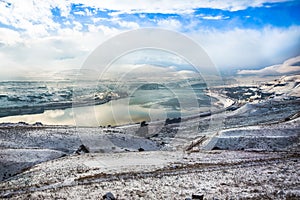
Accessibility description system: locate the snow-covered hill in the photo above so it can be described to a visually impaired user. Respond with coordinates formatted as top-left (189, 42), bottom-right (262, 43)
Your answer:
top-left (260, 75), bottom-right (300, 99)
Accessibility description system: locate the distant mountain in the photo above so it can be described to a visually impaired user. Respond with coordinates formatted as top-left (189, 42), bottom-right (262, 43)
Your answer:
top-left (52, 69), bottom-right (100, 81)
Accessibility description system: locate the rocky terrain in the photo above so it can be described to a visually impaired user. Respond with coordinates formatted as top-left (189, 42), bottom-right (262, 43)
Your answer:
top-left (0, 75), bottom-right (299, 199)
top-left (1, 150), bottom-right (299, 199)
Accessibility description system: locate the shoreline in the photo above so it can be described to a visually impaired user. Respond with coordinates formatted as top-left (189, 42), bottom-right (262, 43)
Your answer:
top-left (0, 96), bottom-right (126, 118)
top-left (206, 90), bottom-right (235, 108)
top-left (0, 89), bottom-right (234, 127)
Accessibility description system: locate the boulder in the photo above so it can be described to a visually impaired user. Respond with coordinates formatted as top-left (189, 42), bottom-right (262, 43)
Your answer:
top-left (102, 192), bottom-right (115, 200)
top-left (192, 193), bottom-right (204, 200)
top-left (75, 144), bottom-right (89, 155)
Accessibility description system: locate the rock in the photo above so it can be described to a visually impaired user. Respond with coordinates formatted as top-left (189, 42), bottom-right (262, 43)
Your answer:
top-left (277, 190), bottom-right (284, 195)
top-left (192, 193), bottom-right (204, 200)
top-left (138, 147), bottom-right (145, 152)
top-left (185, 198), bottom-right (192, 200)
top-left (140, 121), bottom-right (148, 127)
top-left (75, 144), bottom-right (89, 155)
top-left (102, 192), bottom-right (115, 200)
top-left (2, 193), bottom-right (13, 198)
top-left (212, 146), bottom-right (222, 150)
top-left (136, 190), bottom-right (146, 197)
top-left (33, 122), bottom-right (43, 126)
top-left (18, 121), bottom-right (29, 126)
top-left (136, 126), bottom-right (148, 137)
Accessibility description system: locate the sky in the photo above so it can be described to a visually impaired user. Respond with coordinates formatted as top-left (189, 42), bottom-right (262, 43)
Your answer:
top-left (0, 0), bottom-right (300, 80)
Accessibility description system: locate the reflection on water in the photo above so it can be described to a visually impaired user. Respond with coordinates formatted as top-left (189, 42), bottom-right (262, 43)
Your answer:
top-left (0, 87), bottom-right (214, 127)
top-left (0, 49), bottom-right (220, 127)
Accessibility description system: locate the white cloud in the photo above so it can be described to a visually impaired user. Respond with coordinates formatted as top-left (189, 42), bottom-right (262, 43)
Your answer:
top-left (72, 21), bottom-right (83, 31)
top-left (0, 28), bottom-right (22, 45)
top-left (115, 20), bottom-right (140, 29)
top-left (189, 26), bottom-right (300, 70)
top-left (157, 19), bottom-right (182, 30)
top-left (73, 10), bottom-right (86, 16)
top-left (200, 15), bottom-right (230, 20)
top-left (0, 27), bottom-right (116, 80)
top-left (0, 0), bottom-right (60, 38)
top-left (0, 0), bottom-right (291, 35)
top-left (0, 0), bottom-right (298, 80)
top-left (0, 0), bottom-right (294, 38)
top-left (70, 0), bottom-right (292, 13)
top-left (237, 56), bottom-right (300, 76)
top-left (1, 25), bottom-right (299, 79)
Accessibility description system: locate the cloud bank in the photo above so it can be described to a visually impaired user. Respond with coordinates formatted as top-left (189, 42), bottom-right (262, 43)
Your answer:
top-left (0, 0), bottom-right (299, 79)
top-left (193, 26), bottom-right (300, 70)
top-left (237, 56), bottom-right (300, 76)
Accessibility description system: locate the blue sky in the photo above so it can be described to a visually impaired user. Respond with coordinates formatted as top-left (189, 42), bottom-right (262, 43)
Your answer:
top-left (0, 0), bottom-right (299, 79)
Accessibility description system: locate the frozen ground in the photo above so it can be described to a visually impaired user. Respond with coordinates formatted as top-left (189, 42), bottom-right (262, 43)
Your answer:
top-left (0, 151), bottom-right (299, 199)
top-left (0, 75), bottom-right (299, 199)
top-left (0, 126), bottom-right (160, 181)
top-left (205, 117), bottom-right (300, 151)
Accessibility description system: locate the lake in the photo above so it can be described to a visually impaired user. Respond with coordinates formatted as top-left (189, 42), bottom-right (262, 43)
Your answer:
top-left (0, 83), bottom-right (215, 126)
